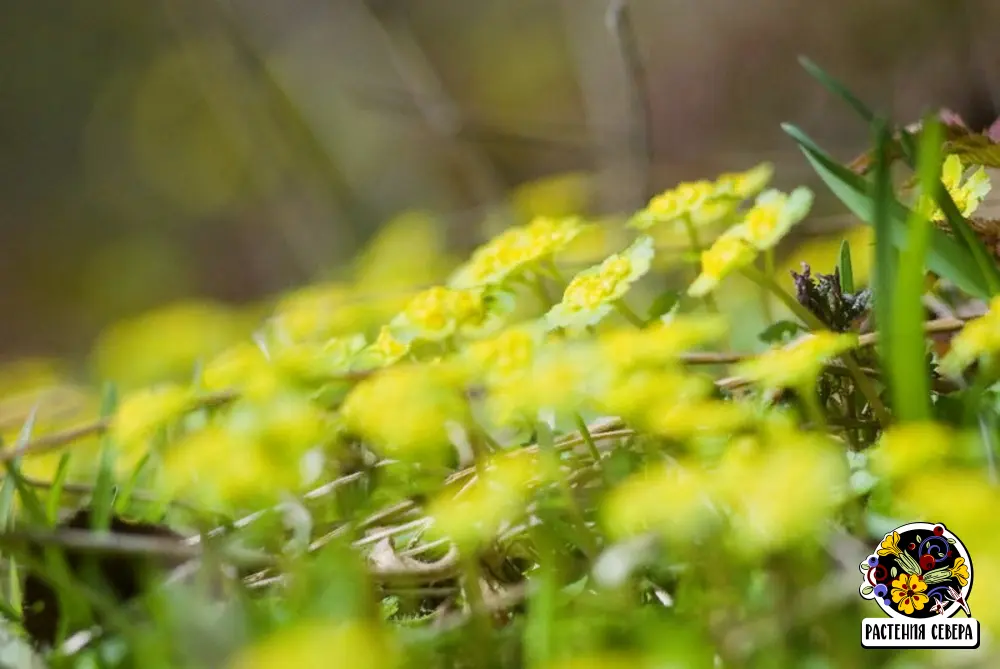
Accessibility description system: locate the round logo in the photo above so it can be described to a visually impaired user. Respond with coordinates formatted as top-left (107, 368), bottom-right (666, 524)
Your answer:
top-left (859, 522), bottom-right (972, 619)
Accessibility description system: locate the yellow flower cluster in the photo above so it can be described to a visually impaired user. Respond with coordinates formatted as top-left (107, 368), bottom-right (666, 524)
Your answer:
top-left (736, 331), bottom-right (859, 391)
top-left (916, 154), bottom-right (991, 222)
top-left (941, 295), bottom-right (1000, 375)
top-left (688, 186), bottom-right (814, 297)
top-left (340, 363), bottom-right (469, 462)
top-left (546, 235), bottom-right (654, 331)
top-left (389, 285), bottom-right (513, 344)
top-left (604, 430), bottom-right (847, 554)
top-left (688, 230), bottom-right (757, 298)
top-left (428, 449), bottom-right (552, 552)
top-left (270, 282), bottom-right (371, 345)
top-left (230, 620), bottom-right (398, 669)
top-left (630, 162), bottom-right (773, 230)
top-left (449, 215), bottom-right (583, 289)
top-left (111, 384), bottom-right (193, 448)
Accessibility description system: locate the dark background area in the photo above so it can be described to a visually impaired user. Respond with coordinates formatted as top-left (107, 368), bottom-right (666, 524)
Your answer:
top-left (1, 0), bottom-right (996, 360)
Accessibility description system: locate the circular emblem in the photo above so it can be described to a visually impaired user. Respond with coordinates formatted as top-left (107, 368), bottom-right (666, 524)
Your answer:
top-left (859, 522), bottom-right (972, 619)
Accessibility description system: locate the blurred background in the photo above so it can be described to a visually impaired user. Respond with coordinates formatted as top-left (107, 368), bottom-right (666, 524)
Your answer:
top-left (1, 0), bottom-right (997, 371)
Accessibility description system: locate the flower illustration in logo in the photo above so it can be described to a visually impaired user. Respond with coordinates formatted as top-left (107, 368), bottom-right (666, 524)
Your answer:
top-left (890, 573), bottom-right (928, 615)
top-left (859, 522), bottom-right (974, 620)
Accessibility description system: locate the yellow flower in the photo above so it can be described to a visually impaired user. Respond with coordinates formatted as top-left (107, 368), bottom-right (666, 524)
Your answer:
top-left (877, 531), bottom-right (902, 557)
top-left (631, 165), bottom-right (773, 231)
top-left (893, 469), bottom-right (1000, 540)
top-left (917, 155), bottom-right (991, 221)
top-left (735, 331), bottom-right (858, 391)
top-left (229, 620), bottom-right (397, 669)
top-left (90, 300), bottom-right (252, 387)
top-left (891, 573), bottom-right (929, 615)
top-left (160, 392), bottom-right (330, 506)
top-left (201, 342), bottom-right (280, 401)
top-left (510, 171), bottom-right (591, 220)
top-left (390, 285), bottom-right (514, 343)
top-left (870, 422), bottom-right (953, 481)
top-left (647, 399), bottom-right (754, 440)
top-left (596, 316), bottom-right (728, 370)
top-left (249, 393), bottom-right (330, 451)
top-left (463, 323), bottom-right (543, 382)
top-left (546, 235), bottom-right (654, 331)
top-left (270, 334), bottom-right (366, 383)
top-left (111, 385), bottom-right (192, 447)
top-left (731, 187), bottom-right (813, 251)
top-left (638, 180), bottom-right (716, 227)
top-left (487, 345), bottom-right (606, 426)
top-left (429, 450), bottom-right (551, 551)
top-left (448, 216), bottom-right (583, 288)
top-left (271, 282), bottom-right (369, 343)
top-left (713, 162), bottom-right (774, 200)
top-left (161, 425), bottom-right (274, 507)
top-left (720, 435), bottom-right (848, 553)
top-left (352, 210), bottom-right (453, 291)
top-left (392, 286), bottom-right (476, 341)
top-left (353, 326), bottom-right (411, 370)
top-left (687, 231), bottom-right (758, 297)
top-left (599, 369), bottom-right (713, 425)
top-left (940, 295), bottom-right (1000, 375)
top-left (340, 364), bottom-right (468, 461)
top-left (603, 461), bottom-right (718, 541)
top-left (951, 557), bottom-right (970, 587)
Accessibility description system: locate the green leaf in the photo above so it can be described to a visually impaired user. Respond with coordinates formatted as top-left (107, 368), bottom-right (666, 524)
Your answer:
top-left (798, 56), bottom-right (876, 124)
top-left (114, 451), bottom-right (153, 516)
top-left (838, 240), bottom-right (855, 293)
top-left (90, 382), bottom-right (120, 532)
top-left (861, 585), bottom-right (874, 596)
top-left (782, 122), bottom-right (992, 299)
top-left (891, 566), bottom-right (898, 577)
top-left (758, 320), bottom-right (805, 345)
top-left (1, 409), bottom-right (49, 525)
top-left (45, 452), bottom-right (72, 525)
top-left (646, 290), bottom-right (680, 325)
top-left (0, 470), bottom-right (16, 533)
top-left (886, 116), bottom-right (935, 422)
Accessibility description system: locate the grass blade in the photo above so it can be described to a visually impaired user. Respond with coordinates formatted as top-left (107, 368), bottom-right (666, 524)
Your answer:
top-left (871, 119), bottom-right (897, 365)
top-left (90, 383), bottom-right (120, 532)
top-left (782, 122), bottom-right (992, 299)
top-left (838, 239), bottom-right (855, 293)
top-left (889, 117), bottom-right (942, 422)
top-left (2, 409), bottom-right (51, 525)
top-left (45, 452), bottom-right (72, 525)
top-left (798, 56), bottom-right (876, 124)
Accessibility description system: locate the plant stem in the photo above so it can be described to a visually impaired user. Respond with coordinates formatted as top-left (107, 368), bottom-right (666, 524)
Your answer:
top-left (682, 216), bottom-right (719, 313)
top-left (760, 249), bottom-right (775, 321)
top-left (614, 300), bottom-right (646, 328)
top-left (740, 265), bottom-right (891, 425)
top-left (462, 555), bottom-right (492, 667)
top-left (573, 414), bottom-right (603, 466)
